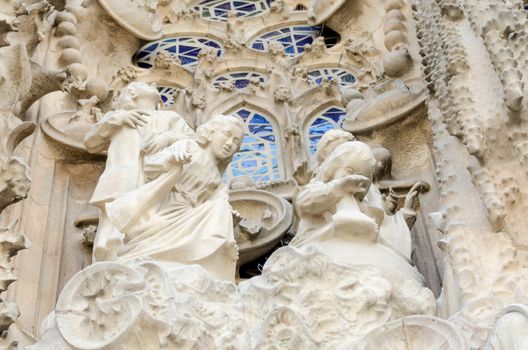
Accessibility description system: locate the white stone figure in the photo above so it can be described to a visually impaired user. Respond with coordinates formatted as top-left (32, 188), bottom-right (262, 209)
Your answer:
top-left (105, 115), bottom-right (244, 281)
top-left (84, 82), bottom-right (193, 261)
top-left (295, 129), bottom-right (419, 260)
top-left (366, 146), bottom-right (419, 259)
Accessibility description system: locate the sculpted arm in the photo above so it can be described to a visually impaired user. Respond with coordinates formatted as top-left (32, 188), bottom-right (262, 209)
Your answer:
top-left (143, 139), bottom-right (192, 175)
top-left (296, 181), bottom-right (342, 216)
top-left (84, 110), bottom-right (148, 153)
top-left (400, 182), bottom-right (421, 229)
top-left (296, 175), bottom-right (371, 216)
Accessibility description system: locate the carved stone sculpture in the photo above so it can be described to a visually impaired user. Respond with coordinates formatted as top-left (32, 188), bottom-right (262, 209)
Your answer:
top-left (84, 82), bottom-right (194, 261)
top-left (105, 114), bottom-right (244, 281)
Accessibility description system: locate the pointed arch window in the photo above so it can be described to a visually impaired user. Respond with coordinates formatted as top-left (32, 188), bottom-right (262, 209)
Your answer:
top-left (134, 37), bottom-right (223, 70)
top-left (307, 68), bottom-right (356, 87)
top-left (250, 25), bottom-right (322, 57)
top-left (196, 0), bottom-right (272, 21)
top-left (213, 71), bottom-right (267, 89)
top-left (306, 106), bottom-right (347, 154)
top-left (225, 108), bottom-right (281, 183)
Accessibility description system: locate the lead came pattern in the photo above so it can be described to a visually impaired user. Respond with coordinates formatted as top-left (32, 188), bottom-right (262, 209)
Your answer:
top-left (157, 86), bottom-right (176, 107)
top-left (196, 0), bottom-right (271, 21)
top-left (135, 37), bottom-right (223, 70)
top-left (213, 71), bottom-right (267, 89)
top-left (308, 107), bottom-right (347, 154)
top-left (225, 109), bottom-right (281, 183)
top-left (250, 25), bottom-right (322, 57)
top-left (307, 68), bottom-right (357, 87)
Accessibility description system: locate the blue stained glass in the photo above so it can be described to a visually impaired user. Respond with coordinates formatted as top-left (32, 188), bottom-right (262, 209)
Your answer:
top-left (237, 109), bottom-right (251, 119)
top-left (307, 107), bottom-right (347, 154)
top-left (134, 36), bottom-right (223, 71)
top-left (234, 80), bottom-right (250, 88)
top-left (249, 124), bottom-right (273, 134)
top-left (249, 25), bottom-right (322, 57)
top-left (284, 46), bottom-right (295, 54)
top-left (177, 45), bottom-right (195, 53)
top-left (157, 86), bottom-right (176, 107)
top-left (261, 135), bottom-right (275, 142)
top-left (250, 114), bottom-right (268, 124)
top-left (223, 108), bottom-right (281, 183)
top-left (213, 71), bottom-right (267, 90)
top-left (252, 42), bottom-right (265, 50)
top-left (307, 68), bottom-right (357, 88)
top-left (135, 51), bottom-right (150, 60)
top-left (145, 43), bottom-right (158, 52)
top-left (239, 4), bottom-right (256, 11)
top-left (180, 56), bottom-right (196, 65)
top-left (196, 0), bottom-right (270, 21)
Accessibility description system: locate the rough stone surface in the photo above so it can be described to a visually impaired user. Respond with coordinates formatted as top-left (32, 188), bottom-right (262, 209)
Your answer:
top-left (0, 0), bottom-right (527, 349)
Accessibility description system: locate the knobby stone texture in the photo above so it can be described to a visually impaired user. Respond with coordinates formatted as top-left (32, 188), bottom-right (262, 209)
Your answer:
top-left (0, 0), bottom-right (526, 349)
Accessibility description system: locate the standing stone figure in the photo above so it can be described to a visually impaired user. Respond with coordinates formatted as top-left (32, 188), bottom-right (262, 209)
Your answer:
top-left (106, 115), bottom-right (245, 281)
top-left (84, 82), bottom-right (193, 261)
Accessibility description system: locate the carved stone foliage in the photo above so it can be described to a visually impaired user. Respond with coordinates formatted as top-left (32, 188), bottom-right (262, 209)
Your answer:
top-left (39, 247), bottom-right (459, 350)
top-left (54, 260), bottom-right (248, 350)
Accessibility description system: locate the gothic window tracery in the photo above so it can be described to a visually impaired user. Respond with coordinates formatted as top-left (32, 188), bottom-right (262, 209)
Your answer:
top-left (306, 106), bottom-right (347, 154)
top-left (134, 37), bottom-right (223, 70)
top-left (225, 108), bottom-right (281, 183)
top-left (196, 0), bottom-right (272, 21)
top-left (250, 25), bottom-right (322, 56)
top-left (307, 68), bottom-right (356, 87)
top-left (212, 71), bottom-right (267, 89)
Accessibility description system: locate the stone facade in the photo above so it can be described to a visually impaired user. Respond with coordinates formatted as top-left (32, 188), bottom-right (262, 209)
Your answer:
top-left (0, 0), bottom-right (526, 348)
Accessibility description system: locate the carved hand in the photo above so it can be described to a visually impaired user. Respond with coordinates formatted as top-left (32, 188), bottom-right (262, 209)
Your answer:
top-left (143, 132), bottom-right (176, 154)
top-left (108, 110), bottom-right (148, 128)
top-left (382, 187), bottom-right (398, 214)
top-left (334, 174), bottom-right (370, 195)
top-left (170, 139), bottom-right (192, 164)
top-left (403, 182), bottom-right (421, 211)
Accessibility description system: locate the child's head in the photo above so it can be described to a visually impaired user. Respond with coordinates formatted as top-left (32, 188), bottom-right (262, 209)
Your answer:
top-left (315, 129), bottom-right (356, 165)
top-left (114, 82), bottom-right (160, 110)
top-left (318, 141), bottom-right (376, 185)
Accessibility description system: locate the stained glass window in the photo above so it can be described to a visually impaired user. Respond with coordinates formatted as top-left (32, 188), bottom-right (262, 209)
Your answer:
top-left (307, 106), bottom-right (347, 154)
top-left (225, 109), bottom-right (281, 183)
top-left (134, 37), bottom-right (223, 70)
top-left (157, 86), bottom-right (176, 107)
top-left (250, 25), bottom-right (322, 57)
top-left (212, 71), bottom-right (267, 89)
top-left (196, 0), bottom-right (271, 21)
top-left (308, 68), bottom-right (356, 87)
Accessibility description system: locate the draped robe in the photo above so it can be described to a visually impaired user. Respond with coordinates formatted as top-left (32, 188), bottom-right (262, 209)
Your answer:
top-left (106, 140), bottom-right (238, 281)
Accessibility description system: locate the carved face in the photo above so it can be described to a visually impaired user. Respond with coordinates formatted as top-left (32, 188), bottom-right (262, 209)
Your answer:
top-left (319, 141), bottom-right (376, 186)
top-left (210, 124), bottom-right (243, 160)
top-left (117, 83), bottom-right (159, 111)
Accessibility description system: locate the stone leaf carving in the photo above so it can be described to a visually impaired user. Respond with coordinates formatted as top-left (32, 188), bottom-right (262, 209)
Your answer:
top-left (55, 260), bottom-right (249, 350)
top-left (42, 246), bottom-right (449, 350)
